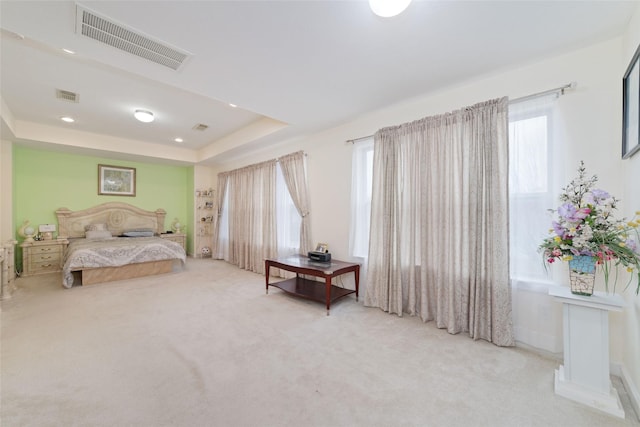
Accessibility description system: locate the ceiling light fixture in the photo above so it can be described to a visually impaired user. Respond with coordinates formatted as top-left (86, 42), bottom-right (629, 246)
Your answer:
top-left (60, 116), bottom-right (75, 123)
top-left (369, 0), bottom-right (412, 17)
top-left (174, 138), bottom-right (183, 143)
top-left (229, 103), bottom-right (237, 108)
top-left (134, 109), bottom-right (154, 123)
top-left (62, 48), bottom-right (76, 54)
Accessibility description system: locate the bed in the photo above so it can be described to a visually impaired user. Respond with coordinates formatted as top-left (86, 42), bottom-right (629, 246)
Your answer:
top-left (56, 202), bottom-right (186, 288)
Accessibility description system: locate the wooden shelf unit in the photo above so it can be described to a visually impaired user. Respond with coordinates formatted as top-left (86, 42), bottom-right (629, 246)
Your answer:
top-left (195, 188), bottom-right (215, 258)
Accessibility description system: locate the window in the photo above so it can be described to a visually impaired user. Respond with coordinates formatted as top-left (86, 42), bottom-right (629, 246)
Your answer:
top-left (216, 163), bottom-right (300, 260)
top-left (217, 181), bottom-right (230, 260)
top-left (276, 163), bottom-right (301, 256)
top-left (508, 94), bottom-right (559, 282)
top-left (351, 98), bottom-right (561, 281)
top-left (349, 137), bottom-right (374, 258)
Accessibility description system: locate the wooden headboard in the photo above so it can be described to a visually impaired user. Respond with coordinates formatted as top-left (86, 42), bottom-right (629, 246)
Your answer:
top-left (56, 202), bottom-right (166, 239)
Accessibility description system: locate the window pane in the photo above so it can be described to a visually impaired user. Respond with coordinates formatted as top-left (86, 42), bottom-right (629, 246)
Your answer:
top-left (350, 138), bottom-right (374, 258)
top-left (509, 103), bottom-right (554, 282)
top-left (276, 164), bottom-right (301, 256)
top-left (217, 182), bottom-right (230, 260)
top-left (509, 116), bottom-right (548, 194)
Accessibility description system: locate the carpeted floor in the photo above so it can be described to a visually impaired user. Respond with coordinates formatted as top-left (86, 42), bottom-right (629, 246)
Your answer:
top-left (1, 258), bottom-right (638, 427)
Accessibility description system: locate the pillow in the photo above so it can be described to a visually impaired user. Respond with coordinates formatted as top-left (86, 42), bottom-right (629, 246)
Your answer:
top-left (124, 228), bottom-right (154, 233)
top-left (85, 230), bottom-right (113, 239)
top-left (85, 223), bottom-right (108, 232)
top-left (122, 231), bottom-right (154, 237)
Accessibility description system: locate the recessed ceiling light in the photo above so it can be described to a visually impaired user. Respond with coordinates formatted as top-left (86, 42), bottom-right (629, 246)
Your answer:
top-left (134, 109), bottom-right (154, 123)
top-left (174, 138), bottom-right (184, 143)
top-left (60, 116), bottom-right (75, 123)
top-left (229, 103), bottom-right (237, 108)
top-left (62, 48), bottom-right (75, 54)
top-left (369, 0), bottom-right (412, 17)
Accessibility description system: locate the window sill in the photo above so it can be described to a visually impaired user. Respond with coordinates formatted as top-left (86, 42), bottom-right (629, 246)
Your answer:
top-left (511, 277), bottom-right (561, 294)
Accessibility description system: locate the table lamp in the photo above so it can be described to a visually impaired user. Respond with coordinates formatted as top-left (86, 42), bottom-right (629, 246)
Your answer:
top-left (18, 220), bottom-right (36, 242)
top-left (171, 218), bottom-right (183, 233)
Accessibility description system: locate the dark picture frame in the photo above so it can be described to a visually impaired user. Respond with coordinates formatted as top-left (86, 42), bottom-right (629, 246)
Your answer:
top-left (623, 43), bottom-right (640, 159)
top-left (98, 164), bottom-right (136, 196)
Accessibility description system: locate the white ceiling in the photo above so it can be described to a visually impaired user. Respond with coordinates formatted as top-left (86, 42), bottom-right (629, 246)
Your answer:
top-left (1, 1), bottom-right (637, 165)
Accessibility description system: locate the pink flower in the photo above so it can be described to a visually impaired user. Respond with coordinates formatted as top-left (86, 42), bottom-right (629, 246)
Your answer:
top-left (574, 208), bottom-right (591, 220)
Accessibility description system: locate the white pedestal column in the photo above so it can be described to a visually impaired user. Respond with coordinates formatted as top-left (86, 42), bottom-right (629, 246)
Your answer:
top-left (549, 287), bottom-right (625, 418)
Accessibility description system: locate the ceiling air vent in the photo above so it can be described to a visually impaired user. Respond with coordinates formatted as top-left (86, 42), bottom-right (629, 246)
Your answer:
top-left (193, 124), bottom-right (209, 131)
top-left (56, 89), bottom-right (79, 103)
top-left (75, 5), bottom-right (190, 71)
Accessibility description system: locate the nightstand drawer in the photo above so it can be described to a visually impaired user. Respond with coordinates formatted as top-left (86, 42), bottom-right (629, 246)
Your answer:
top-left (29, 260), bottom-right (61, 273)
top-left (31, 245), bottom-right (61, 255)
top-left (31, 252), bottom-right (61, 263)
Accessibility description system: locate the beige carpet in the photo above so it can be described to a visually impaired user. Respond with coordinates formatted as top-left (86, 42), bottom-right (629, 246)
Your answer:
top-left (1, 258), bottom-right (638, 427)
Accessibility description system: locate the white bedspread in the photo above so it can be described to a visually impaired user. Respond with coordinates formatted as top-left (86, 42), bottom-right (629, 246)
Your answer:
top-left (63, 236), bottom-right (186, 288)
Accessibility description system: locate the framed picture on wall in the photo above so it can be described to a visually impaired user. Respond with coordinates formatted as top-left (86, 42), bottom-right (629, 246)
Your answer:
top-left (98, 164), bottom-right (136, 196)
top-left (623, 43), bottom-right (640, 159)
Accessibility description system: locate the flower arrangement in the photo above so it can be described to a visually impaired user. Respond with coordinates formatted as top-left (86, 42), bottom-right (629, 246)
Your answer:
top-left (539, 161), bottom-right (640, 294)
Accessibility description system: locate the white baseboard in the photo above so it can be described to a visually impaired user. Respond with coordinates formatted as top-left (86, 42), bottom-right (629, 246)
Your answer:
top-left (613, 362), bottom-right (640, 421)
top-left (515, 340), bottom-right (562, 361)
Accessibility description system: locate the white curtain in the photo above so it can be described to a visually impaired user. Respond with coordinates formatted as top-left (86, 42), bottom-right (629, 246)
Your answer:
top-left (276, 164), bottom-right (302, 257)
top-left (226, 160), bottom-right (278, 274)
top-left (509, 93), bottom-right (562, 284)
top-left (508, 93), bottom-right (565, 352)
top-left (349, 138), bottom-right (374, 259)
top-left (278, 151), bottom-right (312, 254)
top-left (213, 173), bottom-right (230, 260)
top-left (364, 98), bottom-right (514, 347)
top-left (213, 152), bottom-right (310, 274)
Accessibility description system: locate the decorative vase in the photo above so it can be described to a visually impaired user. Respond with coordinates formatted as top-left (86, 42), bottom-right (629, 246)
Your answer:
top-left (568, 256), bottom-right (596, 296)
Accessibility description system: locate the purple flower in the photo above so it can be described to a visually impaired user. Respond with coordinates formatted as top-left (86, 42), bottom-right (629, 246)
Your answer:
top-left (626, 239), bottom-right (638, 253)
top-left (552, 221), bottom-right (565, 237)
top-left (591, 189), bottom-right (610, 201)
top-left (557, 203), bottom-right (590, 222)
top-left (558, 203), bottom-right (577, 220)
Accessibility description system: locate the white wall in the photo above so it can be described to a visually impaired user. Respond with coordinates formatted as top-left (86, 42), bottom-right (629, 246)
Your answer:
top-left (618, 1), bottom-right (640, 415)
top-left (0, 139), bottom-right (13, 242)
top-left (215, 30), bottom-right (639, 403)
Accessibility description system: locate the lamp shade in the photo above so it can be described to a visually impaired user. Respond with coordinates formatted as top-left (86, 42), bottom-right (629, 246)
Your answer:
top-left (18, 220), bottom-right (36, 242)
top-left (134, 109), bottom-right (154, 123)
top-left (369, 0), bottom-right (412, 17)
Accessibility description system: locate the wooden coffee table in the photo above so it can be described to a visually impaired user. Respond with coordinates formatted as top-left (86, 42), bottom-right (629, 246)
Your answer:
top-left (265, 255), bottom-right (360, 315)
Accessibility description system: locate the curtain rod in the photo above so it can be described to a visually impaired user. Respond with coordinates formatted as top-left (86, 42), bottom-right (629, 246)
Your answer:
top-left (510, 81), bottom-right (576, 103)
top-left (345, 81), bottom-right (577, 145)
top-left (345, 135), bottom-right (374, 144)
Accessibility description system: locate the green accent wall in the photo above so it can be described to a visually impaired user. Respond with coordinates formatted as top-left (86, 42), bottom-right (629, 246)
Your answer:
top-left (13, 146), bottom-right (193, 265)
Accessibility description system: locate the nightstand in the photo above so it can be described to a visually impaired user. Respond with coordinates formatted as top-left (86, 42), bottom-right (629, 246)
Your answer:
top-left (21, 239), bottom-right (68, 277)
top-left (160, 233), bottom-right (186, 251)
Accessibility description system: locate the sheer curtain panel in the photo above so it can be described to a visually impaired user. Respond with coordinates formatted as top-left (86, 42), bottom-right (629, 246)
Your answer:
top-left (509, 93), bottom-right (561, 284)
top-left (364, 98), bottom-right (514, 346)
top-left (213, 173), bottom-right (230, 260)
top-left (278, 151), bottom-right (312, 254)
top-left (226, 160), bottom-right (278, 274)
top-left (349, 138), bottom-right (374, 259)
